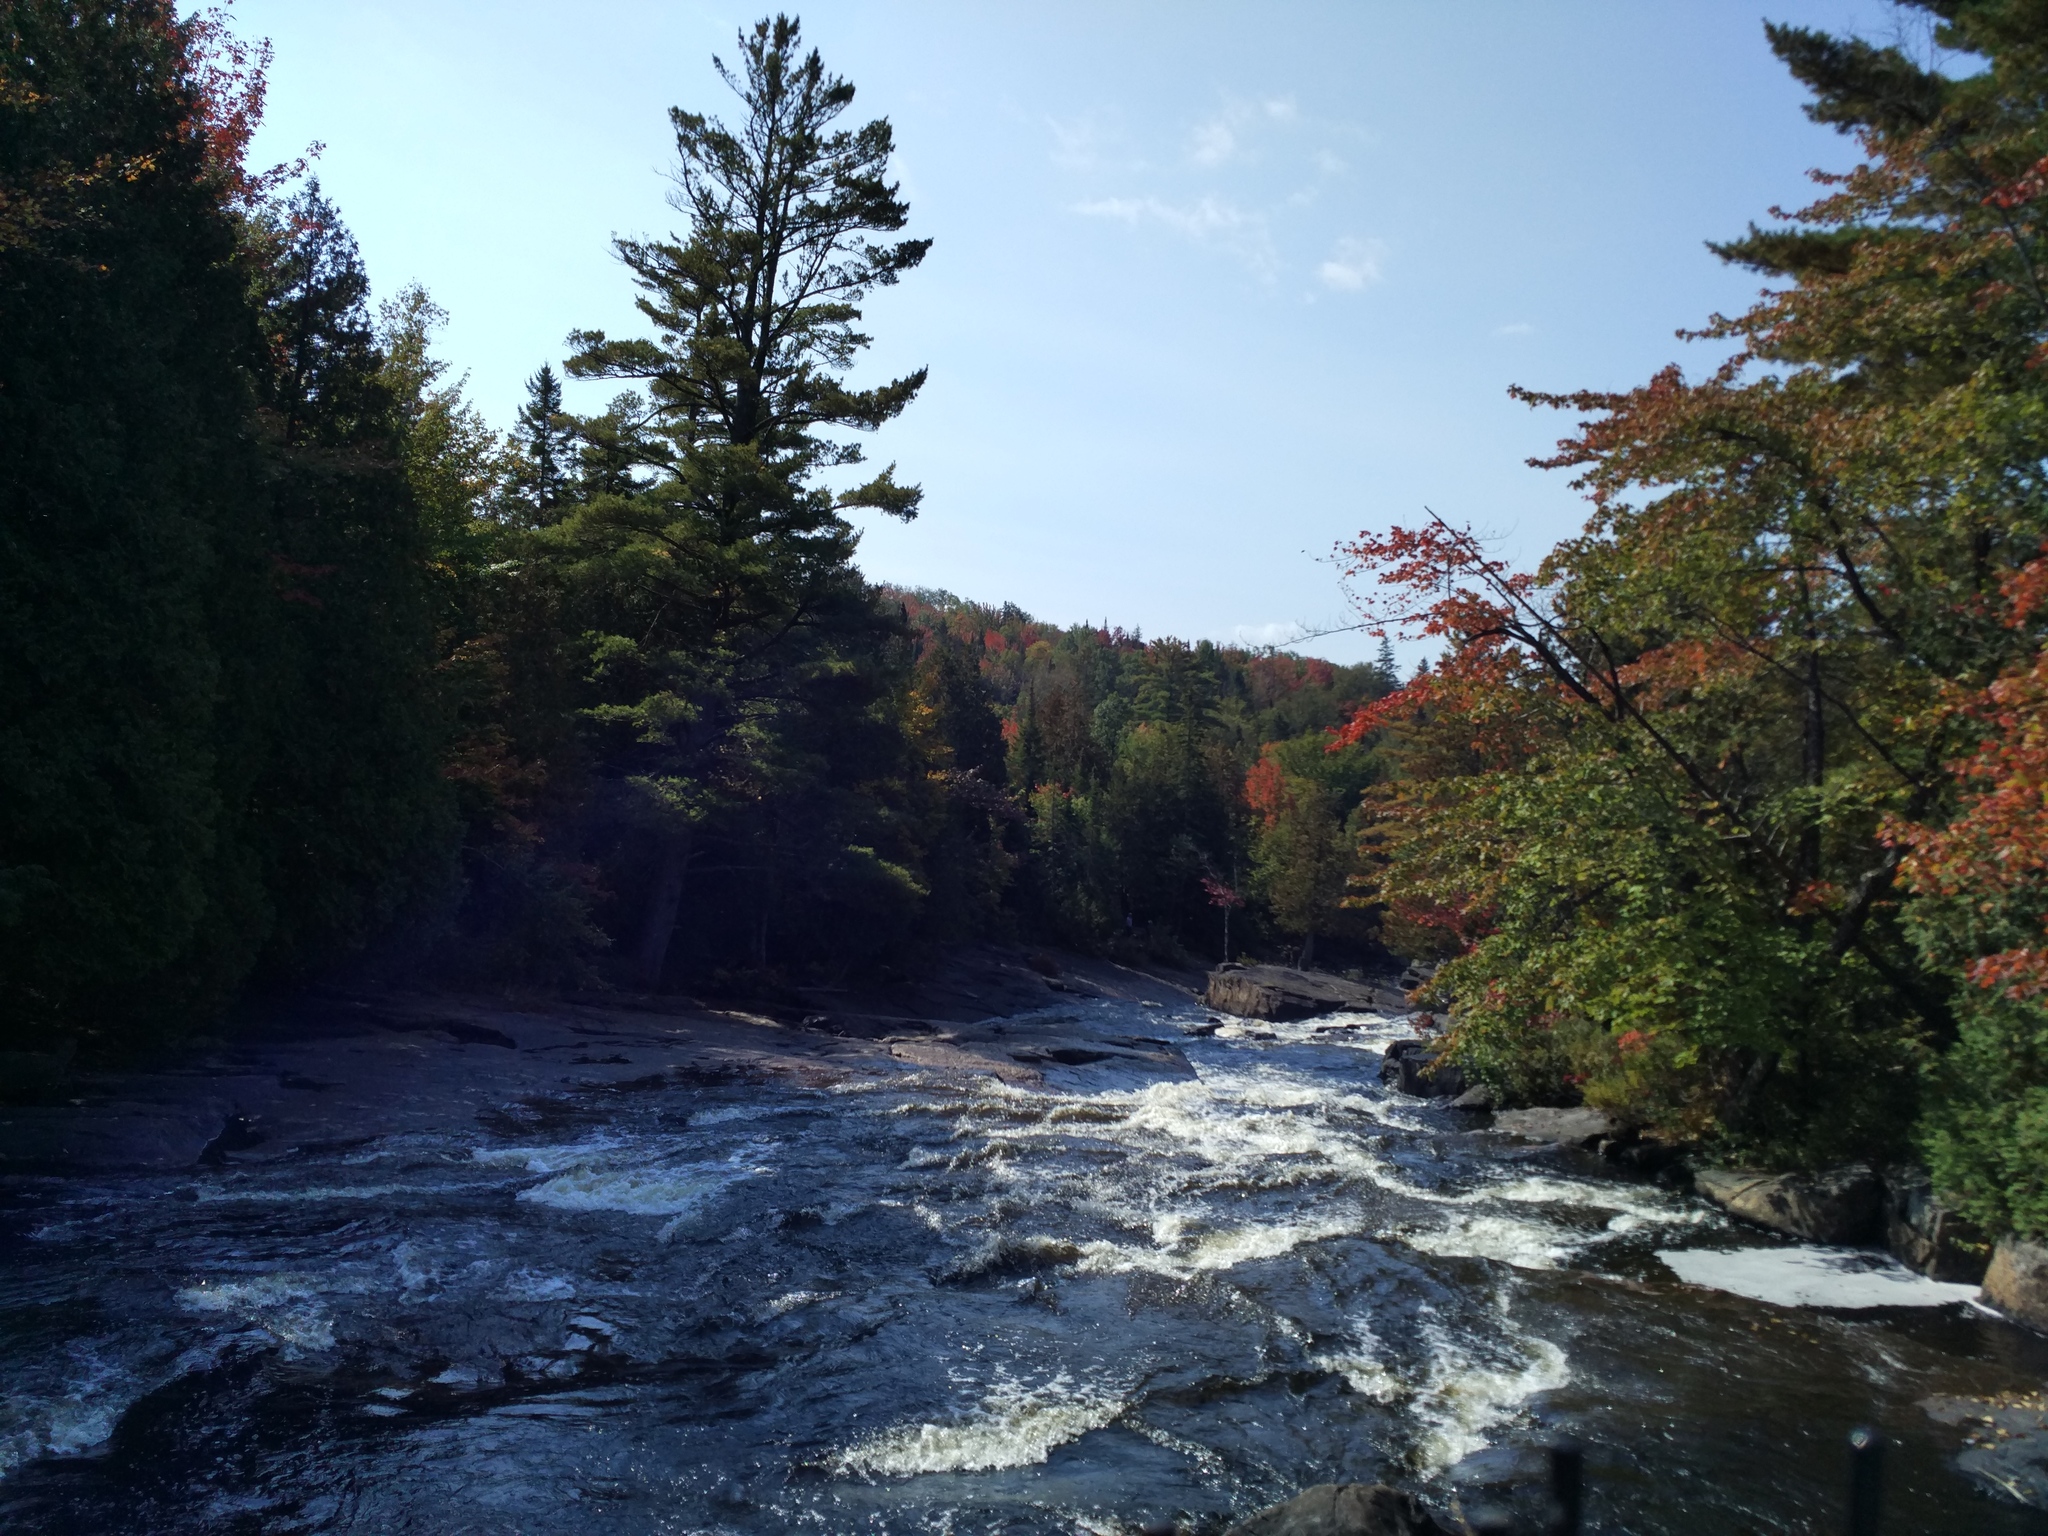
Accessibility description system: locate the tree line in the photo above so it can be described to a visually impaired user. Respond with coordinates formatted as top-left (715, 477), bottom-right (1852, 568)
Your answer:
top-left (1337, 2), bottom-right (2048, 1242)
top-left (0, 3), bottom-right (1391, 1062)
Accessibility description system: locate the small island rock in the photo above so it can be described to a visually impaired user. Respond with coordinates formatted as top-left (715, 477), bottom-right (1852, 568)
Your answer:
top-left (1693, 1165), bottom-right (1883, 1245)
top-left (1205, 966), bottom-right (1402, 1022)
top-left (1490, 1106), bottom-right (1617, 1147)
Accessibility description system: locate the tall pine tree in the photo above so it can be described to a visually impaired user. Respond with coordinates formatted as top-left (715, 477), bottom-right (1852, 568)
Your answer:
top-left (558, 14), bottom-right (929, 986)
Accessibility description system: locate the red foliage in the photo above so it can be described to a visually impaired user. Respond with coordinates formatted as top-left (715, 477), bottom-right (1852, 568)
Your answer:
top-left (1243, 750), bottom-right (1290, 829)
top-left (1896, 547), bottom-right (2048, 997)
top-left (177, 8), bottom-right (318, 210)
top-left (1202, 875), bottom-right (1244, 909)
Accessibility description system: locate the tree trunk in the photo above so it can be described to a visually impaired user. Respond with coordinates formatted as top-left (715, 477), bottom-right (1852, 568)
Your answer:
top-left (635, 829), bottom-right (693, 991)
top-left (1299, 932), bottom-right (1316, 970)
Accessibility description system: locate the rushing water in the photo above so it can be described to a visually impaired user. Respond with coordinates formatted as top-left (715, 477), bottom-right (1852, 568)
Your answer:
top-left (3, 1001), bottom-right (2046, 1534)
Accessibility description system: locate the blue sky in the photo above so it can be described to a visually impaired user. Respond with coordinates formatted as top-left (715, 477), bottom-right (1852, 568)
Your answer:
top-left (234, 0), bottom-right (1909, 664)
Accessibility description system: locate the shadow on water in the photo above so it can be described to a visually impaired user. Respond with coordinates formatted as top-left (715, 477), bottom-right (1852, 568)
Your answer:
top-left (2, 1001), bottom-right (2046, 1533)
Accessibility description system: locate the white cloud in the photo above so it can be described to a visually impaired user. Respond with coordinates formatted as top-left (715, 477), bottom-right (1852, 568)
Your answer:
top-left (1187, 95), bottom-right (1299, 166)
top-left (1190, 118), bottom-right (1238, 166)
top-left (1313, 148), bottom-right (1347, 176)
top-left (1494, 321), bottom-right (1535, 336)
top-left (1074, 195), bottom-right (1278, 278)
top-left (1316, 237), bottom-right (1386, 291)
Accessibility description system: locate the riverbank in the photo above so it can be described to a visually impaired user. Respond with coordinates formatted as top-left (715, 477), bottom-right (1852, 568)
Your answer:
top-left (0, 945), bottom-right (1205, 1177)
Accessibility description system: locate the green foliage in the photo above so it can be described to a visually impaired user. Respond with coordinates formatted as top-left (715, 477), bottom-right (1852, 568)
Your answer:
top-left (0, 6), bottom-right (452, 1050)
top-left (1338, 0), bottom-right (2048, 1196)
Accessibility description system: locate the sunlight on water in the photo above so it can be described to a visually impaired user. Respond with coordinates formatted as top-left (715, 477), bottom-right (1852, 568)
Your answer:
top-left (1, 995), bottom-right (2036, 1534)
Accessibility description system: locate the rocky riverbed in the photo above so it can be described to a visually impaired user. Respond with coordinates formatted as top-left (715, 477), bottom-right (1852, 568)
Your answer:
top-left (2, 952), bottom-right (2045, 1532)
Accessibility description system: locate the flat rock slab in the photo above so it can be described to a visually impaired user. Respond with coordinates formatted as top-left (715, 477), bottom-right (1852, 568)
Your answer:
top-left (1491, 1107), bottom-right (1617, 1146)
top-left (1223, 1483), bottom-right (1452, 1536)
top-left (1986, 1238), bottom-right (2048, 1332)
top-left (1694, 1165), bottom-right (1883, 1245)
top-left (1204, 966), bottom-right (1403, 1021)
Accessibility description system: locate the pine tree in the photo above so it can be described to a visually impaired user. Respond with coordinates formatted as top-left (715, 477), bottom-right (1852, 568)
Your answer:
top-left (558, 14), bottom-right (930, 987)
top-left (511, 363), bottom-right (574, 518)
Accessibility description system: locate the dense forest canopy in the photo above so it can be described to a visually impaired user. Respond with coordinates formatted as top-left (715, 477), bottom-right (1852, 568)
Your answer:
top-left (9, 1), bottom-right (2048, 1247)
top-left (1333, 1), bottom-right (2048, 1236)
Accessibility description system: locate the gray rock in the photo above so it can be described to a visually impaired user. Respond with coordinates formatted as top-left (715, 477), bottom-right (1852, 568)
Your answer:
top-left (1491, 1107), bottom-right (1617, 1147)
top-left (1205, 966), bottom-right (1403, 1021)
top-left (1884, 1166), bottom-right (1990, 1283)
top-left (1693, 1165), bottom-right (1883, 1245)
top-left (1450, 1084), bottom-right (1496, 1112)
top-left (1985, 1237), bottom-right (2048, 1332)
top-left (1223, 1483), bottom-right (1453, 1536)
top-left (1379, 1039), bottom-right (1465, 1099)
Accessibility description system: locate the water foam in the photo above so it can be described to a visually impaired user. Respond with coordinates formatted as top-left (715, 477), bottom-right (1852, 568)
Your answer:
top-left (1658, 1245), bottom-right (1983, 1309)
top-left (176, 1275), bottom-right (337, 1355)
top-left (1410, 1315), bottom-right (1571, 1474)
top-left (834, 1372), bottom-right (1125, 1477)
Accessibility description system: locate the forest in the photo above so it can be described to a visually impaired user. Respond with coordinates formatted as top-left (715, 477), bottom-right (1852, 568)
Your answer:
top-left (6, 0), bottom-right (2048, 1253)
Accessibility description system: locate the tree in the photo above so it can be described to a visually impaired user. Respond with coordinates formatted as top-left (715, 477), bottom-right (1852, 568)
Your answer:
top-left (1, 0), bottom-right (265, 1046)
top-left (510, 363), bottom-right (574, 519)
top-left (1334, 1), bottom-right (2048, 1174)
top-left (556, 14), bottom-right (930, 987)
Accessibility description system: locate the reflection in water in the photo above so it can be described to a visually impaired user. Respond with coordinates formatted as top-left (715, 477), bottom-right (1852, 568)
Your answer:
top-left (2, 1002), bottom-right (2045, 1533)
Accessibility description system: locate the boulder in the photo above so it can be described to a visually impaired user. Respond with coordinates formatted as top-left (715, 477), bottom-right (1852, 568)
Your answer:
top-left (1984, 1238), bottom-right (2048, 1331)
top-left (1379, 1039), bottom-right (1465, 1099)
top-left (1884, 1166), bottom-right (1990, 1283)
top-left (1450, 1084), bottom-right (1497, 1112)
top-left (1693, 1165), bottom-right (1883, 1245)
top-left (1206, 965), bottom-right (1404, 1021)
top-left (1223, 1483), bottom-right (1453, 1536)
top-left (1491, 1107), bottom-right (1617, 1148)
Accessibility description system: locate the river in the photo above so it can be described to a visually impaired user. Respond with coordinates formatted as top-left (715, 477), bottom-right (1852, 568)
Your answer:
top-left (3, 998), bottom-right (2045, 1533)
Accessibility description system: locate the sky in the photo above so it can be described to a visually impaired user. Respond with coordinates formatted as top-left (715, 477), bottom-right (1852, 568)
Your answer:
top-left (232, 0), bottom-right (1914, 665)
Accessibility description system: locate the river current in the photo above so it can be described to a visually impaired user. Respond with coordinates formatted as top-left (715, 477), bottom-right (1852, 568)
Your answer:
top-left (3, 1000), bottom-right (2045, 1533)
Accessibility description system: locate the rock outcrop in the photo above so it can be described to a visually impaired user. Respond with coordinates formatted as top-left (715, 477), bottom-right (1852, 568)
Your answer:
top-left (1984, 1238), bottom-right (2048, 1331)
top-left (1205, 965), bottom-right (1403, 1021)
top-left (1379, 1038), bottom-right (1465, 1099)
top-left (1884, 1165), bottom-right (1990, 1282)
top-left (1223, 1483), bottom-right (1453, 1536)
top-left (1491, 1107), bottom-right (1618, 1148)
top-left (1692, 1165), bottom-right (1884, 1245)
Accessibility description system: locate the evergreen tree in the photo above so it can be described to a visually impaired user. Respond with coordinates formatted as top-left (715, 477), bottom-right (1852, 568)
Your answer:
top-left (557, 14), bottom-right (930, 987)
top-left (511, 363), bottom-right (574, 519)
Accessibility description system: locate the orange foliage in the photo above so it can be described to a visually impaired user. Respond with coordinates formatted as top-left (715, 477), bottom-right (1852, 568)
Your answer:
top-left (1896, 548), bottom-right (2048, 998)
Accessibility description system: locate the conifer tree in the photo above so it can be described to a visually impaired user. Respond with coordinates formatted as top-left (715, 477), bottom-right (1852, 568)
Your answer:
top-left (558, 13), bottom-right (930, 987)
top-left (511, 363), bottom-right (574, 518)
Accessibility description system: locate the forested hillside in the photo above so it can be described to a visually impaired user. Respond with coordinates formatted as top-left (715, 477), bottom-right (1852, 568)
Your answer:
top-left (11, 1), bottom-right (2048, 1253)
top-left (0, 4), bottom-right (1389, 1060)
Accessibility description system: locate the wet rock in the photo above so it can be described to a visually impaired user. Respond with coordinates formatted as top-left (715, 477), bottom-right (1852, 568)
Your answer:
top-left (1450, 1084), bottom-right (1496, 1112)
top-left (1985, 1238), bottom-right (2048, 1331)
top-left (1205, 965), bottom-right (1402, 1021)
top-left (1491, 1107), bottom-right (1616, 1147)
top-left (196, 1112), bottom-right (266, 1167)
top-left (1884, 1165), bottom-right (1990, 1283)
top-left (1693, 1165), bottom-right (1883, 1245)
top-left (1380, 1039), bottom-right (1465, 1099)
top-left (1223, 1482), bottom-right (1453, 1536)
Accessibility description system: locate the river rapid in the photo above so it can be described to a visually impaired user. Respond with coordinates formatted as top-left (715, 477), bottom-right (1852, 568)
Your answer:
top-left (3, 999), bottom-right (2046, 1534)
